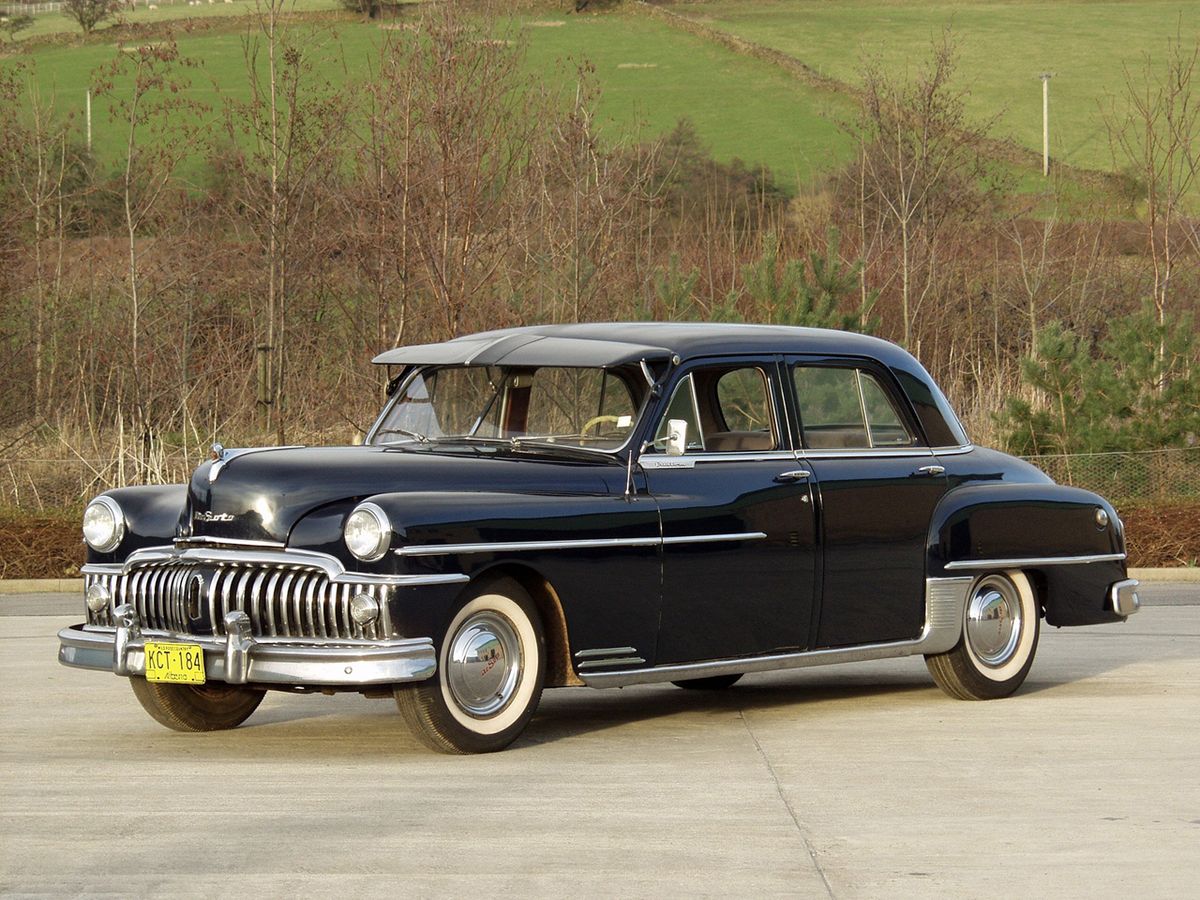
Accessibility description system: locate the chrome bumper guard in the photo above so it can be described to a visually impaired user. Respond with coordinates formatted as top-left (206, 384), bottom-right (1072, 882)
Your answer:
top-left (1110, 578), bottom-right (1141, 617)
top-left (58, 604), bottom-right (436, 687)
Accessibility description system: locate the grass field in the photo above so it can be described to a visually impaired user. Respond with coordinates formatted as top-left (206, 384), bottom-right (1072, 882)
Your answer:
top-left (3, 0), bottom-right (337, 41)
top-left (11, 0), bottom-right (1192, 192)
top-left (13, 5), bottom-right (853, 189)
top-left (676, 0), bottom-right (1198, 175)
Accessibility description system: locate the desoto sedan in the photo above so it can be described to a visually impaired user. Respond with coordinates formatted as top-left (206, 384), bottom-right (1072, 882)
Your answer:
top-left (59, 324), bottom-right (1140, 752)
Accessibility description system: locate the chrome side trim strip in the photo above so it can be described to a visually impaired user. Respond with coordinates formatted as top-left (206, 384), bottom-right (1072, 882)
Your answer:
top-left (396, 532), bottom-right (766, 557)
top-left (580, 577), bottom-right (973, 688)
top-left (398, 537), bottom-right (660, 556)
top-left (662, 532), bottom-right (767, 546)
top-left (575, 647), bottom-right (639, 659)
top-left (116, 545), bottom-right (468, 587)
top-left (943, 553), bottom-right (1126, 571)
top-left (578, 656), bottom-right (645, 670)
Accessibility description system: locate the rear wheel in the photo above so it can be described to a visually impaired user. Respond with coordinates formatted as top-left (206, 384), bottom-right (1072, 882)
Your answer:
top-left (395, 578), bottom-right (545, 753)
top-left (926, 570), bottom-right (1040, 701)
top-left (672, 674), bottom-right (743, 690)
top-left (130, 679), bottom-right (265, 732)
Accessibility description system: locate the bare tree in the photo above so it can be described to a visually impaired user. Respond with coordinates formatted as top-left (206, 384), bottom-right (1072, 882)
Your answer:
top-left (386, 3), bottom-right (540, 340)
top-left (93, 39), bottom-right (205, 470)
top-left (851, 31), bottom-right (998, 349)
top-left (1107, 28), bottom-right (1200, 338)
top-left (224, 0), bottom-right (353, 441)
top-left (62, 0), bottom-right (119, 36)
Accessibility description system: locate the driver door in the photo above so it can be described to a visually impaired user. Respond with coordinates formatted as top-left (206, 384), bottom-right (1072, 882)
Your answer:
top-left (642, 358), bottom-right (818, 664)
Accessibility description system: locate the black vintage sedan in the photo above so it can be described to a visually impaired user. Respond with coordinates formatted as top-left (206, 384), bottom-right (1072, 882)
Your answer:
top-left (59, 324), bottom-right (1140, 752)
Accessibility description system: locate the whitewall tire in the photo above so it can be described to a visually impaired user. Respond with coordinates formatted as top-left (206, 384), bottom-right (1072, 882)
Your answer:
top-left (395, 577), bottom-right (546, 753)
top-left (926, 570), bottom-right (1040, 700)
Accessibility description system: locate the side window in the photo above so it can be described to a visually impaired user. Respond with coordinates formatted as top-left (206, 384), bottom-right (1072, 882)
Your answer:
top-left (793, 366), bottom-right (915, 449)
top-left (651, 366), bottom-right (779, 454)
top-left (711, 368), bottom-right (778, 451)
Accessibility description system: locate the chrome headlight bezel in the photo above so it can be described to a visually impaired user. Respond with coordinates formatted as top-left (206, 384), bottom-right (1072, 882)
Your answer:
top-left (344, 502), bottom-right (391, 562)
top-left (82, 496), bottom-right (126, 553)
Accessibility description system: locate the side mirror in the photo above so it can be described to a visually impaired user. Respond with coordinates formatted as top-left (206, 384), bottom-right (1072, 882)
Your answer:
top-left (665, 419), bottom-right (688, 457)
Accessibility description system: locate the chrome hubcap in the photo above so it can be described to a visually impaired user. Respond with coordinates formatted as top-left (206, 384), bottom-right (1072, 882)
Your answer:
top-left (445, 611), bottom-right (522, 718)
top-left (966, 576), bottom-right (1022, 667)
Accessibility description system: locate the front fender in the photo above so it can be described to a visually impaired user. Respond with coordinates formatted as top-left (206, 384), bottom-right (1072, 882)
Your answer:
top-left (927, 482), bottom-right (1128, 626)
top-left (88, 485), bottom-right (187, 564)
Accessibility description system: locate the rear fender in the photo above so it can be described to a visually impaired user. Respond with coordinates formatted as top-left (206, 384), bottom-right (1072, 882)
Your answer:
top-left (927, 483), bottom-right (1127, 627)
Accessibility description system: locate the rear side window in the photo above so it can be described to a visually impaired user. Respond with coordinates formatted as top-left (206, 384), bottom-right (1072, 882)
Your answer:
top-left (793, 366), bottom-right (915, 449)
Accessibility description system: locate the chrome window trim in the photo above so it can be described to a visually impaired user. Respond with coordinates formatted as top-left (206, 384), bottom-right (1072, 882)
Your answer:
top-left (932, 444), bottom-right (975, 457)
top-left (798, 447), bottom-right (935, 460)
top-left (396, 532), bottom-right (767, 557)
top-left (580, 576), bottom-right (973, 688)
top-left (639, 451), bottom-right (800, 469)
top-left (367, 364), bottom-right (646, 458)
top-left (111, 544), bottom-right (468, 587)
top-left (943, 552), bottom-right (1126, 571)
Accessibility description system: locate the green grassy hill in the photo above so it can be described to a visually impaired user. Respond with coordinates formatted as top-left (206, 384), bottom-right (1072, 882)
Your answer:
top-left (9, 0), bottom-right (1194, 191)
top-left (675, 0), bottom-right (1197, 175)
top-left (15, 6), bottom-right (853, 189)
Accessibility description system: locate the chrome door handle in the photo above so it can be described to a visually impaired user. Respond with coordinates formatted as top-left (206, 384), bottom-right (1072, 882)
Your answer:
top-left (774, 469), bottom-right (811, 483)
top-left (915, 465), bottom-right (945, 476)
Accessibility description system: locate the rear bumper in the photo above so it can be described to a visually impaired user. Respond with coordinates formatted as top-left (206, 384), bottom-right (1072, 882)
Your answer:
top-left (58, 604), bottom-right (436, 688)
top-left (1110, 578), bottom-right (1141, 617)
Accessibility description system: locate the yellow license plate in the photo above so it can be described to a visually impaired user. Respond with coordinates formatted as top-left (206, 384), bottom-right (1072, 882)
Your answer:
top-left (144, 642), bottom-right (206, 685)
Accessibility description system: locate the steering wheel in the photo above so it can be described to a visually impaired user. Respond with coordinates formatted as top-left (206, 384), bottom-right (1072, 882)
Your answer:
top-left (581, 415), bottom-right (622, 435)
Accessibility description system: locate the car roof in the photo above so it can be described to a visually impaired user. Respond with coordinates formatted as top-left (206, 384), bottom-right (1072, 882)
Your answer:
top-left (373, 323), bottom-right (970, 448)
top-left (372, 322), bottom-right (907, 368)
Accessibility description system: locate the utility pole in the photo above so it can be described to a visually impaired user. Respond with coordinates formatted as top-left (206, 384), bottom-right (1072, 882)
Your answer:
top-left (1039, 73), bottom-right (1053, 177)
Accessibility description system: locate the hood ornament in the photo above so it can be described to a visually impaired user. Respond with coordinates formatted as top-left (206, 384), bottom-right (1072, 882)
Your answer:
top-left (207, 443), bottom-right (305, 484)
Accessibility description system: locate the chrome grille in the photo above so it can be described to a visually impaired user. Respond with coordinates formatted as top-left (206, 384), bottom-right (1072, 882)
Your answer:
top-left (85, 562), bottom-right (390, 640)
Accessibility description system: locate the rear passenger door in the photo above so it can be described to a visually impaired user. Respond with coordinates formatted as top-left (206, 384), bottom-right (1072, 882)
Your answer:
top-left (786, 357), bottom-right (950, 648)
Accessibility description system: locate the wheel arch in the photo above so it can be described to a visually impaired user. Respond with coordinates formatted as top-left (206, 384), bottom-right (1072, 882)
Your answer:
top-left (470, 562), bottom-right (582, 688)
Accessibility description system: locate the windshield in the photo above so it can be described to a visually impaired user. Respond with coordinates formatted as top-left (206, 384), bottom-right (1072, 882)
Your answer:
top-left (370, 365), bottom-right (643, 451)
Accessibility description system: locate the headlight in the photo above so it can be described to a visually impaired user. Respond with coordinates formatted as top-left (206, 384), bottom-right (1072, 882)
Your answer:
top-left (344, 502), bottom-right (391, 561)
top-left (82, 496), bottom-right (125, 552)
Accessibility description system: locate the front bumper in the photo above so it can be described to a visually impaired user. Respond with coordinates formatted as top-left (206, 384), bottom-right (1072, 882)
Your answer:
top-left (58, 604), bottom-right (436, 687)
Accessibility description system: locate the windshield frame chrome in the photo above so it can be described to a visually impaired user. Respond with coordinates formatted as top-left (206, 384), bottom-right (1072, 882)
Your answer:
top-left (364, 363), bottom-right (649, 457)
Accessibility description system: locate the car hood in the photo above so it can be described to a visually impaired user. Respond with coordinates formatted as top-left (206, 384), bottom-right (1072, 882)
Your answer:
top-left (184, 445), bottom-right (616, 545)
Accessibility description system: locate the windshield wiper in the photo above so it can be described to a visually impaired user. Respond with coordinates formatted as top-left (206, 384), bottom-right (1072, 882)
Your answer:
top-left (373, 427), bottom-right (430, 444)
top-left (509, 437), bottom-right (613, 459)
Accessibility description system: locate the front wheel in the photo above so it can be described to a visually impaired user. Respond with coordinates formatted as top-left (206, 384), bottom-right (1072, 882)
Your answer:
top-left (130, 679), bottom-right (265, 731)
top-left (395, 578), bottom-right (546, 753)
top-left (926, 570), bottom-right (1040, 701)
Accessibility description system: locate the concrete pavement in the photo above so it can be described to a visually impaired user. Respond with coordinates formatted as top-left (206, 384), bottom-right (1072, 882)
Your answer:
top-left (1, 599), bottom-right (1198, 897)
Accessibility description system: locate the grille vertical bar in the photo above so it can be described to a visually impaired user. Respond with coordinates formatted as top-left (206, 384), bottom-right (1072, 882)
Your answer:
top-left (83, 563), bottom-right (390, 641)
